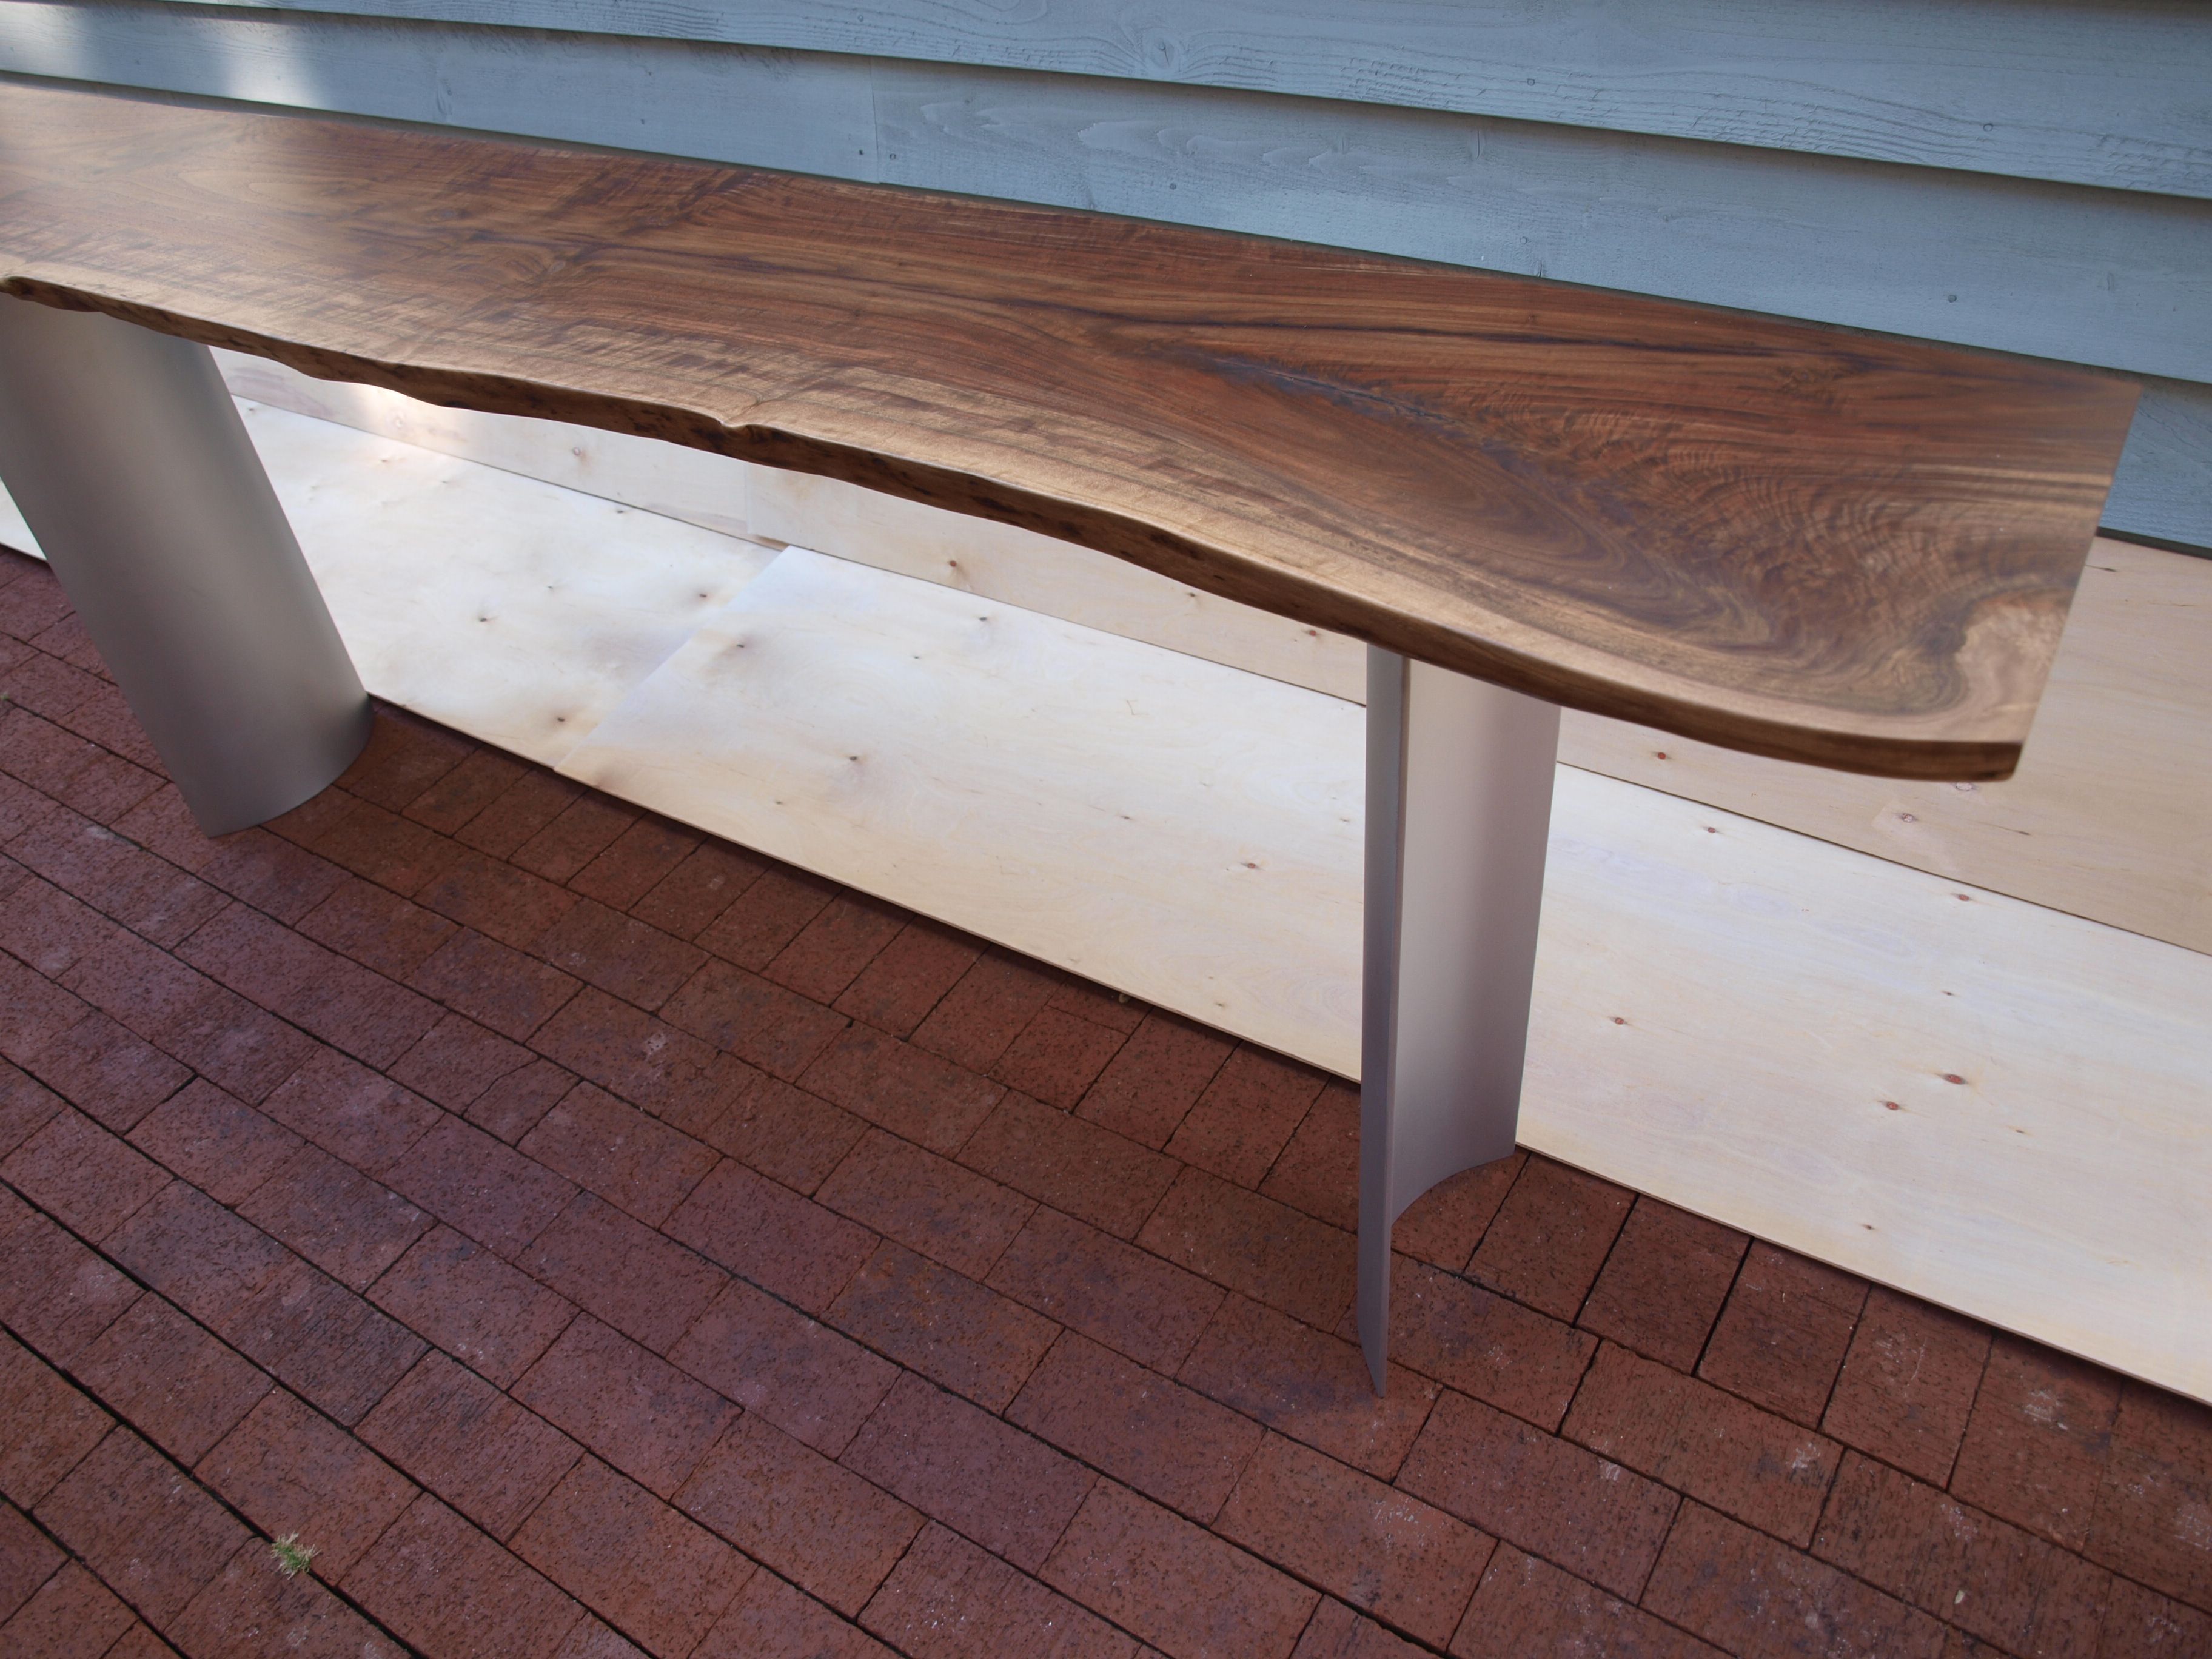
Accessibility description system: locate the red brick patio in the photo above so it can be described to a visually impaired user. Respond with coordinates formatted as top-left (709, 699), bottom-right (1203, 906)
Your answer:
top-left (0, 543), bottom-right (2207, 1659)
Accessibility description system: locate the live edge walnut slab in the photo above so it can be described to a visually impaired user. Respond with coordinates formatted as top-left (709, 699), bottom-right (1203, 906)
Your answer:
top-left (0, 81), bottom-right (2137, 779)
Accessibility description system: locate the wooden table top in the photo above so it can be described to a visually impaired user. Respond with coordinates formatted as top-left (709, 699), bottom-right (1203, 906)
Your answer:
top-left (0, 81), bottom-right (2137, 779)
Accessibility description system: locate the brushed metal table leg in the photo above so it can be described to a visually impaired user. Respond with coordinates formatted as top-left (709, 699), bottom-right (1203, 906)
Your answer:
top-left (1359, 646), bottom-right (1560, 1392)
top-left (0, 297), bottom-right (369, 834)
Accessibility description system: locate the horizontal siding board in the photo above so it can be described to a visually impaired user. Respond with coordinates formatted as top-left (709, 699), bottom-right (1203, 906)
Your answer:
top-left (6, 4), bottom-right (882, 179)
top-left (4, 2), bottom-right (2204, 546)
top-left (170, 0), bottom-right (2212, 199)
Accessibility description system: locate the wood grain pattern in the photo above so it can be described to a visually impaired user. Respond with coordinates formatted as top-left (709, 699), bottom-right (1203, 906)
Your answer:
top-left (0, 82), bottom-right (2137, 777)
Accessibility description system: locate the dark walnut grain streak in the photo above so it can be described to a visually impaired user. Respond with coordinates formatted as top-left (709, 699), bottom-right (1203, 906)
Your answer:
top-left (0, 81), bottom-right (2137, 778)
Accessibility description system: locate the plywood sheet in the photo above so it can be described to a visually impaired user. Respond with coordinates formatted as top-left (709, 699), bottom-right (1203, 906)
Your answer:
top-left (236, 401), bottom-right (777, 765)
top-left (558, 548), bottom-right (1368, 1063)
top-left (222, 353), bottom-right (1366, 702)
top-left (1526, 770), bottom-right (2212, 1402)
top-left (748, 471), bottom-right (1368, 702)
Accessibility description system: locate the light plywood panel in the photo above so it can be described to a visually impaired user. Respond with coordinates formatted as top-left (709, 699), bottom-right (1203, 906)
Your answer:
top-left (1560, 536), bottom-right (2212, 955)
top-left (558, 548), bottom-right (1367, 1065)
top-left (222, 354), bottom-right (1369, 702)
top-left (749, 471), bottom-right (1368, 702)
top-left (1525, 770), bottom-right (2212, 1403)
top-left (662, 503), bottom-right (2212, 956)
top-left (236, 401), bottom-right (777, 765)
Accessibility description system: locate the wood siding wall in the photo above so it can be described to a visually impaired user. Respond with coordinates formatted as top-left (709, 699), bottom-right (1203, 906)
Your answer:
top-left (3, 0), bottom-right (2207, 549)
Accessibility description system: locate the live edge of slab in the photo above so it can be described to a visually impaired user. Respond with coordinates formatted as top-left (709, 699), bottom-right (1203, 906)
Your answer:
top-left (0, 77), bottom-right (2139, 779)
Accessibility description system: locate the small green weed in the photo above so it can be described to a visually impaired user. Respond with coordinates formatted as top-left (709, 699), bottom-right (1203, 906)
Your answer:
top-left (270, 1533), bottom-right (317, 1578)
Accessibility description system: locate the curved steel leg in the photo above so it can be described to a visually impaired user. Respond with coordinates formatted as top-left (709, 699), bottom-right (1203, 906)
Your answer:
top-left (0, 297), bottom-right (369, 834)
top-left (1359, 648), bottom-right (1559, 1392)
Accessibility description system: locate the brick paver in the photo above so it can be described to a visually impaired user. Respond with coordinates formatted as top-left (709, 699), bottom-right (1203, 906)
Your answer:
top-left (1, 547), bottom-right (2205, 1657)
